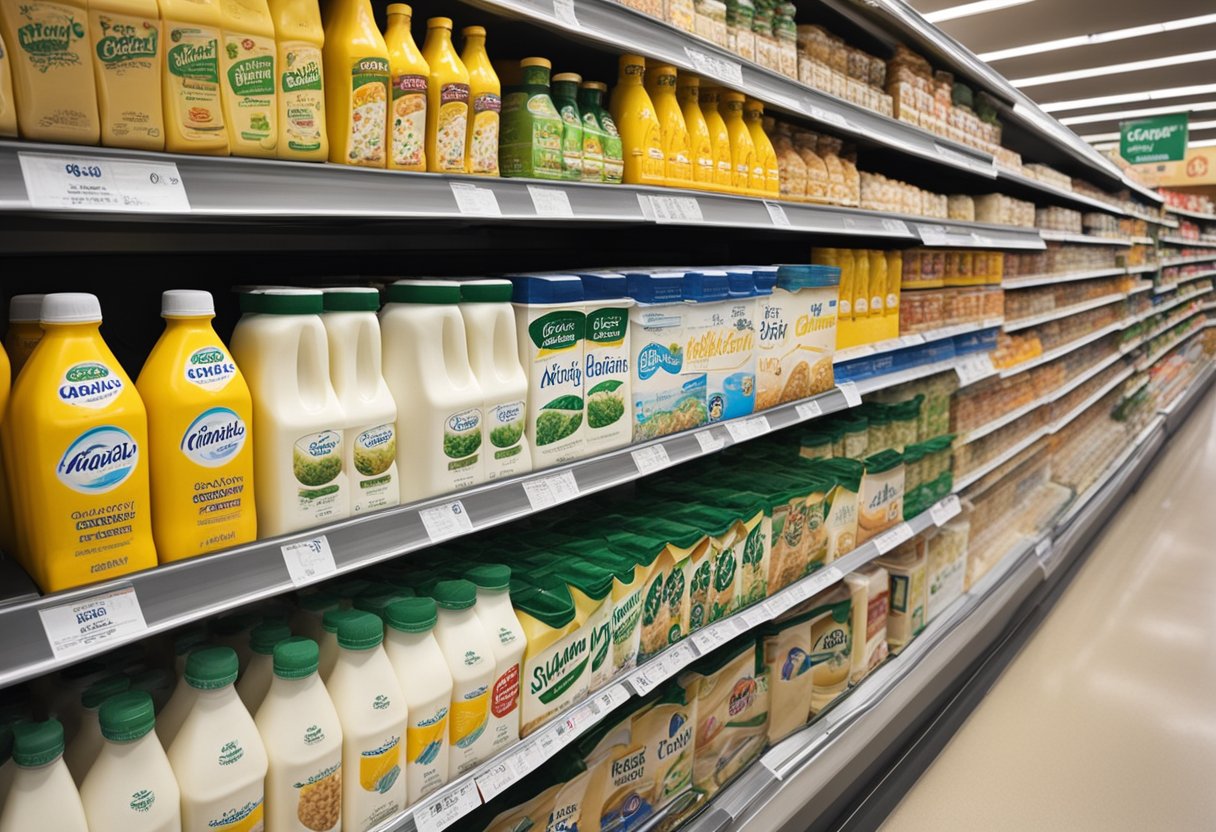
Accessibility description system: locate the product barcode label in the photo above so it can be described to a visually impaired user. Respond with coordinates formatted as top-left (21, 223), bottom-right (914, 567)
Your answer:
top-left (19, 152), bottom-right (190, 212)
top-left (765, 201), bottom-right (791, 227)
top-left (413, 780), bottom-right (481, 832)
top-left (838, 381), bottom-right (863, 407)
top-left (280, 535), bottom-right (337, 587)
top-left (450, 182), bottom-right (502, 216)
top-left (796, 400), bottom-right (823, 421)
top-left (647, 195), bottom-right (703, 223)
top-left (39, 586), bottom-right (149, 661)
top-left (419, 500), bottom-right (474, 542)
top-left (522, 470), bottom-right (580, 511)
top-left (682, 47), bottom-right (743, 85)
top-left (631, 445), bottom-right (672, 475)
top-left (930, 495), bottom-right (961, 526)
top-left (724, 415), bottom-right (770, 442)
top-left (527, 185), bottom-right (574, 217)
top-left (694, 429), bottom-right (727, 454)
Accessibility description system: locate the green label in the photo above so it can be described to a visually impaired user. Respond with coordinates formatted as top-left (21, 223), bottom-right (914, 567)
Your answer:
top-left (282, 58), bottom-right (321, 92)
top-left (352, 56), bottom-right (389, 91)
top-left (528, 309), bottom-right (584, 351)
top-left (95, 23), bottom-right (157, 63)
top-left (129, 789), bottom-right (155, 813)
top-left (66, 362), bottom-right (109, 382)
top-left (531, 637), bottom-right (589, 703)
top-left (228, 54), bottom-right (273, 96)
top-left (586, 307), bottom-right (627, 344)
top-left (168, 39), bottom-right (218, 82)
top-left (17, 17), bottom-right (85, 55)
top-left (1121, 113), bottom-right (1189, 163)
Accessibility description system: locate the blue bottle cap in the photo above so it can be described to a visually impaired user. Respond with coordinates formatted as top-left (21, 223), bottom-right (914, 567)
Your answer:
top-left (510, 274), bottom-right (584, 304)
top-left (624, 271), bottom-right (684, 304)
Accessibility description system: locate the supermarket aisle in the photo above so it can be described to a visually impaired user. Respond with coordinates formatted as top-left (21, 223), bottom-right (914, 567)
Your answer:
top-left (881, 386), bottom-right (1216, 832)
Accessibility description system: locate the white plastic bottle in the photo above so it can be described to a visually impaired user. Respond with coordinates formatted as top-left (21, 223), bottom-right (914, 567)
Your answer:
top-left (0, 720), bottom-right (88, 832)
top-left (320, 288), bottom-right (400, 515)
top-left (429, 579), bottom-right (497, 777)
top-left (456, 280), bottom-right (532, 481)
top-left (382, 597), bottom-right (452, 804)
top-left (64, 674), bottom-right (131, 785)
top-left (254, 637), bottom-right (343, 832)
top-left (229, 289), bottom-right (349, 536)
top-left (291, 591), bottom-right (339, 644)
top-left (79, 691), bottom-right (182, 832)
top-left (156, 633), bottom-right (207, 748)
top-left (236, 620), bottom-right (292, 715)
top-left (467, 563), bottom-right (525, 754)
top-left (319, 607), bottom-right (360, 682)
top-left (326, 611), bottom-right (408, 832)
top-left (380, 281), bottom-right (485, 502)
top-left (167, 647), bottom-right (269, 832)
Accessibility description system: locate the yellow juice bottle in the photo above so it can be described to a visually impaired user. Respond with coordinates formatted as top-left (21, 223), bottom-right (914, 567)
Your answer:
top-left (838, 249), bottom-right (855, 322)
top-left (135, 291), bottom-right (256, 563)
top-left (885, 250), bottom-right (902, 321)
top-left (744, 98), bottom-right (779, 196)
top-left (699, 86), bottom-right (733, 193)
top-left (719, 90), bottom-right (757, 196)
top-left (323, 0), bottom-right (388, 167)
top-left (421, 16), bottom-right (469, 173)
top-left (643, 63), bottom-right (691, 187)
top-left (1, 0), bottom-right (99, 144)
top-left (609, 53), bottom-right (665, 187)
top-left (268, 0), bottom-right (328, 161)
top-left (89, 0), bottom-right (164, 150)
top-left (383, 3), bottom-right (427, 171)
top-left (5, 293), bottom-right (156, 593)
top-left (460, 25), bottom-right (499, 176)
top-left (159, 0), bottom-right (229, 155)
top-left (852, 249), bottom-right (870, 318)
top-left (676, 73), bottom-right (714, 191)
top-left (869, 249), bottom-right (886, 318)
top-left (0, 30), bottom-right (15, 137)
top-left (218, 0), bottom-right (277, 157)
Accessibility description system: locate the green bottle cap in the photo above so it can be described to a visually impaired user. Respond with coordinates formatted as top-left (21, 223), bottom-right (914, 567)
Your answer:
top-left (12, 720), bottom-right (65, 767)
top-left (99, 691), bottom-right (156, 742)
top-left (337, 611), bottom-right (384, 650)
top-left (273, 637), bottom-right (320, 679)
top-left (432, 580), bottom-right (477, 610)
top-left (384, 597), bottom-right (438, 633)
top-left (467, 564), bottom-right (511, 591)
top-left (184, 647), bottom-right (239, 690)
top-left (249, 621), bottom-right (293, 656)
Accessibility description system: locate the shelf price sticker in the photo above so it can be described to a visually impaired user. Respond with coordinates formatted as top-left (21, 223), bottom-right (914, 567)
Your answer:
top-left (647, 194), bottom-right (703, 223)
top-left (806, 104), bottom-right (848, 129)
top-left (724, 415), bottom-right (770, 442)
top-left (682, 46), bottom-right (743, 85)
top-left (475, 761), bottom-right (519, 803)
top-left (929, 495), bottom-right (961, 527)
top-left (694, 428), bottom-right (726, 454)
top-left (19, 152), bottom-right (190, 213)
top-left (873, 523), bottom-right (914, 555)
top-left (527, 185), bottom-right (574, 217)
top-left (450, 182), bottom-right (502, 216)
top-left (631, 444), bottom-right (672, 475)
top-left (955, 353), bottom-right (996, 386)
top-left (551, 0), bottom-right (579, 27)
top-left (522, 470), bottom-right (580, 511)
top-left (691, 621), bottom-right (737, 655)
top-left (740, 604), bottom-right (771, 629)
top-left (39, 586), bottom-right (148, 661)
top-left (413, 779), bottom-right (481, 832)
top-left (796, 399), bottom-right (823, 421)
top-left (419, 500), bottom-right (474, 542)
top-left (281, 535), bottom-right (338, 587)
top-left (1035, 538), bottom-right (1053, 562)
top-left (838, 381), bottom-right (862, 408)
top-left (764, 201), bottom-right (791, 228)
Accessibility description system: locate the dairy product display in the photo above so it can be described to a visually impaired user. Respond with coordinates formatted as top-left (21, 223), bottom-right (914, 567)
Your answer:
top-left (236, 620), bottom-right (292, 713)
top-left (64, 673), bottom-right (130, 784)
top-left (467, 564), bottom-right (525, 755)
top-left (0, 720), bottom-right (88, 832)
top-left (430, 580), bottom-right (496, 777)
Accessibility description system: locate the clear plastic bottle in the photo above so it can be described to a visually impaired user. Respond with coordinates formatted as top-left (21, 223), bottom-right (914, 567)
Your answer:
top-left (0, 720), bottom-right (88, 832)
top-left (460, 25), bottom-right (499, 176)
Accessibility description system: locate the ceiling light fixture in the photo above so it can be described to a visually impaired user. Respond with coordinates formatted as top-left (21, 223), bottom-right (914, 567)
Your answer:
top-left (1190, 138), bottom-right (1216, 148)
top-left (923, 0), bottom-right (1034, 24)
top-left (1011, 49), bottom-right (1216, 89)
top-left (978, 14), bottom-right (1216, 62)
top-left (1061, 101), bottom-right (1216, 126)
top-left (1041, 83), bottom-right (1216, 114)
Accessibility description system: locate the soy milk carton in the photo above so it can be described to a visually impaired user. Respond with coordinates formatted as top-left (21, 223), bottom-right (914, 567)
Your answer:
top-left (576, 272), bottom-right (633, 454)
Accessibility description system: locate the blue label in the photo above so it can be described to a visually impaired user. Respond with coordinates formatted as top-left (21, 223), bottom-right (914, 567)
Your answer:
top-left (57, 425), bottom-right (139, 494)
top-left (181, 407), bottom-right (247, 467)
top-left (637, 343), bottom-right (683, 380)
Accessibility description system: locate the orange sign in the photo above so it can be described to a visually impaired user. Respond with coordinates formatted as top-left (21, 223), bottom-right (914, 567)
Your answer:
top-left (1132, 147), bottom-right (1216, 186)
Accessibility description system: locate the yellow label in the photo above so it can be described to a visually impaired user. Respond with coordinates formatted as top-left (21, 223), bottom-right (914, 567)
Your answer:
top-left (390, 73), bottom-right (426, 167)
top-left (279, 43), bottom-right (324, 153)
top-left (208, 798), bottom-right (264, 832)
top-left (405, 710), bottom-right (447, 767)
top-left (359, 735), bottom-right (402, 792)
top-left (468, 106), bottom-right (499, 174)
top-left (221, 32), bottom-right (276, 152)
top-left (346, 56), bottom-right (388, 166)
top-left (449, 690), bottom-right (488, 748)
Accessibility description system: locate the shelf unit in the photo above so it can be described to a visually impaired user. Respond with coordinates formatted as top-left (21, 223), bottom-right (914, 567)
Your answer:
top-left (1163, 204), bottom-right (1216, 223)
top-left (999, 322), bottom-right (1125, 378)
top-left (1126, 263), bottom-right (1160, 275)
top-left (833, 318), bottom-right (1002, 364)
top-left (1162, 254), bottom-right (1216, 268)
top-left (1160, 237), bottom-right (1216, 248)
top-left (1002, 292), bottom-right (1127, 333)
top-left (1037, 230), bottom-right (1133, 247)
top-left (1001, 266), bottom-right (1126, 289)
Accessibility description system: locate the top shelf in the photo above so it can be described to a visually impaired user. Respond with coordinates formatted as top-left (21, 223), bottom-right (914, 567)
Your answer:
top-left (1164, 204), bottom-right (1216, 223)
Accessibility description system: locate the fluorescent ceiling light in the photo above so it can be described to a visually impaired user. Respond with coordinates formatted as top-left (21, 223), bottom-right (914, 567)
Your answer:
top-left (979, 14), bottom-right (1216, 63)
top-left (1081, 120), bottom-right (1216, 143)
top-left (923, 0), bottom-right (1033, 24)
top-left (1061, 101), bottom-right (1216, 126)
top-left (1011, 49), bottom-right (1216, 89)
top-left (1042, 83), bottom-right (1216, 114)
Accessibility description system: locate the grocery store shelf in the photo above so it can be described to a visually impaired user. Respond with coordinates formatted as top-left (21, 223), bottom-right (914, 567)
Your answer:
top-left (850, 354), bottom-right (967, 395)
top-left (999, 321), bottom-right (1125, 378)
top-left (995, 168), bottom-right (1136, 217)
top-left (1160, 236), bottom-right (1216, 248)
top-left (0, 385), bottom-right (857, 689)
top-left (1161, 254), bottom-right (1216, 268)
top-left (1164, 204), bottom-right (1216, 223)
top-left (1001, 267), bottom-right (1124, 290)
top-left (1125, 263), bottom-right (1160, 275)
top-left (953, 427), bottom-right (1050, 493)
top-left (1128, 282), bottom-right (1154, 296)
top-left (1138, 319), bottom-right (1208, 370)
top-left (1002, 292), bottom-right (1126, 332)
top-left (833, 318), bottom-right (1002, 364)
top-left (1038, 230), bottom-right (1132, 247)
top-left (1049, 365), bottom-right (1136, 435)
top-left (1160, 364), bottom-right (1216, 434)
top-left (908, 220), bottom-right (1045, 250)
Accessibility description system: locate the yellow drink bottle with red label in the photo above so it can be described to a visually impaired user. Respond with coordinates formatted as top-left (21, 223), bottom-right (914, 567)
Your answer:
top-left (460, 25), bottom-right (500, 176)
top-left (421, 16), bottom-right (469, 173)
top-left (383, 3), bottom-right (428, 171)
top-left (136, 290), bottom-right (256, 564)
top-left (4, 293), bottom-right (157, 592)
top-left (610, 54), bottom-right (665, 186)
top-left (643, 63), bottom-right (691, 186)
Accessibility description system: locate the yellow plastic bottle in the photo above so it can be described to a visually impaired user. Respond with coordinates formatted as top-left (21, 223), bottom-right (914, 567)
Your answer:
top-left (869, 250), bottom-right (886, 318)
top-left (159, 0), bottom-right (229, 155)
top-left (218, 0), bottom-right (277, 156)
top-left (643, 63), bottom-right (691, 187)
top-left (676, 74), bottom-right (714, 191)
top-left (460, 25), bottom-right (499, 176)
top-left (0, 0), bottom-right (99, 144)
top-left (838, 249), bottom-right (855, 322)
top-left (0, 31), bottom-right (15, 137)
top-left (421, 16), bottom-right (469, 173)
top-left (383, 3), bottom-right (427, 171)
top-left (5, 293), bottom-right (156, 593)
top-left (609, 54), bottom-right (664, 187)
top-left (885, 250), bottom-right (903, 322)
top-left (744, 98), bottom-right (779, 196)
top-left (699, 86), bottom-right (733, 193)
top-left (323, 0), bottom-right (388, 167)
top-left (719, 90), bottom-right (757, 196)
top-left (135, 290), bottom-right (256, 563)
top-left (89, 0), bottom-right (164, 150)
top-left (852, 249), bottom-right (870, 318)
top-left (268, 0), bottom-right (328, 161)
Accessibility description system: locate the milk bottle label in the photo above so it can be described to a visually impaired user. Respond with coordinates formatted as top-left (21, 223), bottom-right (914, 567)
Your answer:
top-left (293, 430), bottom-right (344, 517)
top-left (184, 345), bottom-right (238, 391)
top-left (181, 407), bottom-right (248, 467)
top-left (59, 361), bottom-right (125, 408)
top-left (57, 425), bottom-right (139, 493)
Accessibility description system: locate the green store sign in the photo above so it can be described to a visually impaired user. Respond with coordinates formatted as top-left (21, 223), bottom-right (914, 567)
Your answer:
top-left (1120, 114), bottom-right (1189, 164)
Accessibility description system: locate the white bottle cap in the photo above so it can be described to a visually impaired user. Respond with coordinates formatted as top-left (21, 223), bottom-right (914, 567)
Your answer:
top-left (8, 294), bottom-right (45, 323)
top-left (162, 290), bottom-right (215, 318)
top-left (41, 293), bottom-right (102, 324)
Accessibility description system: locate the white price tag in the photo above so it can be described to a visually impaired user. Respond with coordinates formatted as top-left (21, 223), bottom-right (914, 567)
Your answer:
top-left (803, 566), bottom-right (843, 597)
top-left (882, 219), bottom-right (909, 234)
top-left (597, 683), bottom-right (632, 711)
top-left (528, 185), bottom-right (574, 217)
top-left (19, 153), bottom-right (190, 212)
top-left (740, 605), bottom-right (770, 628)
top-left (682, 47), bottom-right (743, 85)
top-left (522, 470), bottom-right (580, 511)
top-left (838, 381), bottom-right (862, 408)
top-left (930, 495), bottom-right (961, 526)
top-left (419, 500), bottom-right (474, 542)
top-left (874, 524), bottom-right (914, 554)
top-left (475, 761), bottom-right (518, 802)
top-left (796, 400), bottom-right (823, 421)
top-left (917, 224), bottom-right (956, 246)
top-left (631, 445), bottom-right (672, 475)
top-left (691, 623), bottom-right (734, 655)
top-left (955, 353), bottom-right (996, 386)
top-left (694, 429), bottom-right (726, 454)
top-left (764, 201), bottom-right (791, 228)
top-left (667, 641), bottom-right (698, 673)
top-left (807, 105), bottom-right (848, 128)
top-left (280, 536), bottom-right (337, 587)
top-left (450, 181), bottom-right (502, 216)
top-left (514, 741), bottom-right (547, 777)
top-left (413, 780), bottom-right (481, 832)
top-left (724, 415), bottom-right (770, 442)
top-left (39, 586), bottom-right (148, 661)
top-left (648, 195), bottom-right (703, 223)
top-left (552, 0), bottom-right (579, 27)
top-left (627, 663), bottom-right (662, 697)
top-left (1035, 538), bottom-right (1052, 561)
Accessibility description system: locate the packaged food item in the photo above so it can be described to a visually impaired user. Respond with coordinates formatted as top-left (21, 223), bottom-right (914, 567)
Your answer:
top-left (677, 73), bottom-right (715, 188)
top-left (236, 620), bottom-right (292, 714)
top-left (844, 565), bottom-right (888, 684)
top-left (574, 718), bottom-right (652, 831)
top-left (925, 519), bottom-right (968, 623)
top-left (510, 577), bottom-right (588, 735)
top-left (255, 638), bottom-right (344, 832)
top-left (0, 720), bottom-right (88, 832)
top-left (135, 290), bottom-right (257, 561)
top-left (468, 564), bottom-right (526, 755)
top-left (159, 0), bottom-right (229, 154)
top-left (0, 30), bottom-right (16, 137)
top-left (381, 280), bottom-right (486, 500)
top-left (755, 265), bottom-right (839, 411)
top-left (383, 3), bottom-right (428, 170)
top-left (217, 0), bottom-right (277, 157)
top-left (168, 647), bottom-right (269, 832)
top-left (511, 274), bottom-right (587, 466)
top-left (772, 120), bottom-right (807, 200)
top-left (429, 580), bottom-right (497, 776)
top-left (610, 54), bottom-right (666, 186)
top-left (857, 450), bottom-right (904, 545)
top-left (4, 293), bottom-right (157, 592)
top-left (645, 63), bottom-right (692, 185)
top-left (88, 0), bottom-right (163, 150)
top-left (460, 25), bottom-right (499, 175)
top-left (699, 85), bottom-right (734, 192)
top-left (578, 80), bottom-right (623, 183)
top-left (631, 685), bottom-right (696, 811)
top-left (565, 539), bottom-right (646, 674)
top-left (268, 0), bottom-right (328, 161)
top-left (230, 289), bottom-right (350, 535)
top-left (876, 538), bottom-right (927, 653)
top-left (761, 614), bottom-right (813, 741)
top-left (577, 272), bottom-right (633, 455)
top-left (819, 457), bottom-right (862, 560)
top-left (689, 270), bottom-right (757, 422)
top-left (553, 72), bottom-right (597, 180)
top-left (65, 674), bottom-right (130, 784)
top-left (421, 16), bottom-right (469, 172)
top-left (79, 692), bottom-right (181, 832)
top-left (542, 558), bottom-right (616, 690)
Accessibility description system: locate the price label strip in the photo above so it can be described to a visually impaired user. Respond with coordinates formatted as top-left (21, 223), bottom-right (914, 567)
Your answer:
top-left (694, 429), bottom-right (726, 454)
top-left (19, 152), bottom-right (190, 212)
top-left (764, 201), bottom-right (791, 228)
top-left (551, 0), bottom-right (579, 27)
top-left (419, 500), bottom-right (474, 542)
top-left (838, 381), bottom-right (863, 408)
top-left (682, 47), bottom-right (743, 85)
top-left (39, 586), bottom-right (148, 662)
top-left (527, 185), bottom-right (574, 218)
top-left (807, 104), bottom-right (848, 129)
top-left (522, 470), bottom-right (580, 511)
top-left (281, 535), bottom-right (337, 587)
top-left (873, 523), bottom-right (914, 554)
top-left (631, 444), bottom-right (672, 475)
top-left (930, 495), bottom-right (961, 526)
top-left (724, 415), bottom-right (770, 442)
top-left (450, 182), bottom-right (502, 216)
top-left (413, 779), bottom-right (481, 832)
top-left (955, 353), bottom-right (996, 386)
top-left (647, 195), bottom-right (703, 223)
top-left (796, 400), bottom-right (823, 421)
